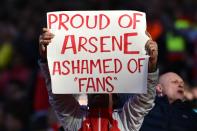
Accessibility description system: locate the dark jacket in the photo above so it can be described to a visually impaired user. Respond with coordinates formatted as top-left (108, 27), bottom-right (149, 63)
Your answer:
top-left (140, 96), bottom-right (197, 131)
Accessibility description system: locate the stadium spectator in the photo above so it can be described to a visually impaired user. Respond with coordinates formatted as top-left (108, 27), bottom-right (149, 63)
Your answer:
top-left (39, 28), bottom-right (158, 131)
top-left (140, 72), bottom-right (197, 131)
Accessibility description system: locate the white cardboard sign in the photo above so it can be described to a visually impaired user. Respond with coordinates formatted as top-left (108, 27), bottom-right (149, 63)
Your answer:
top-left (47, 11), bottom-right (149, 94)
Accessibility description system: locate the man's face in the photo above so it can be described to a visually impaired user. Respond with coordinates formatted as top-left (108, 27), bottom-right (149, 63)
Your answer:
top-left (161, 73), bottom-right (184, 102)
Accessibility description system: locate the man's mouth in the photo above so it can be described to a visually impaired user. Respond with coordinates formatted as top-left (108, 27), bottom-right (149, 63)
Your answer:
top-left (177, 89), bottom-right (184, 94)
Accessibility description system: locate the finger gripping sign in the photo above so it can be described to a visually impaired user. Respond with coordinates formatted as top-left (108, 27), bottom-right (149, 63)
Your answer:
top-left (47, 11), bottom-right (149, 94)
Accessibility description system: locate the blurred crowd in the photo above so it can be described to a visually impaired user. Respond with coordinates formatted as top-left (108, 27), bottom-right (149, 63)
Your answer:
top-left (0, 0), bottom-right (197, 130)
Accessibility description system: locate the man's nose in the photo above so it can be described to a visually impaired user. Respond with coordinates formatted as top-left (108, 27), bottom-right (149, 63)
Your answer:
top-left (178, 83), bottom-right (184, 88)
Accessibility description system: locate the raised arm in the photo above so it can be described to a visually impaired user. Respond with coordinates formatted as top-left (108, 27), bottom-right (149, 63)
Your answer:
top-left (120, 37), bottom-right (159, 131)
top-left (39, 28), bottom-right (84, 130)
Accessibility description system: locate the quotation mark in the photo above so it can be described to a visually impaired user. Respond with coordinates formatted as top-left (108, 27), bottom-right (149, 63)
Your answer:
top-left (74, 77), bottom-right (78, 81)
top-left (114, 77), bottom-right (118, 80)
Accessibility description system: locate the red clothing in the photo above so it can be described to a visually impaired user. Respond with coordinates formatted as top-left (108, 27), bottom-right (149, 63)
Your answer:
top-left (79, 108), bottom-right (120, 131)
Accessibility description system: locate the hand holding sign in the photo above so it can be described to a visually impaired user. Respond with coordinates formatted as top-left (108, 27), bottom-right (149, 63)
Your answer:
top-left (145, 36), bottom-right (158, 72)
top-left (39, 28), bottom-right (54, 61)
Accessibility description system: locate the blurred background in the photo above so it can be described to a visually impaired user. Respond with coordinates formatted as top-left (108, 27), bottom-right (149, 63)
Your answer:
top-left (0, 0), bottom-right (197, 130)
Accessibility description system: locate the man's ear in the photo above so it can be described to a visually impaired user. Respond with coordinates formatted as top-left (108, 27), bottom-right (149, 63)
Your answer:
top-left (156, 84), bottom-right (163, 96)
